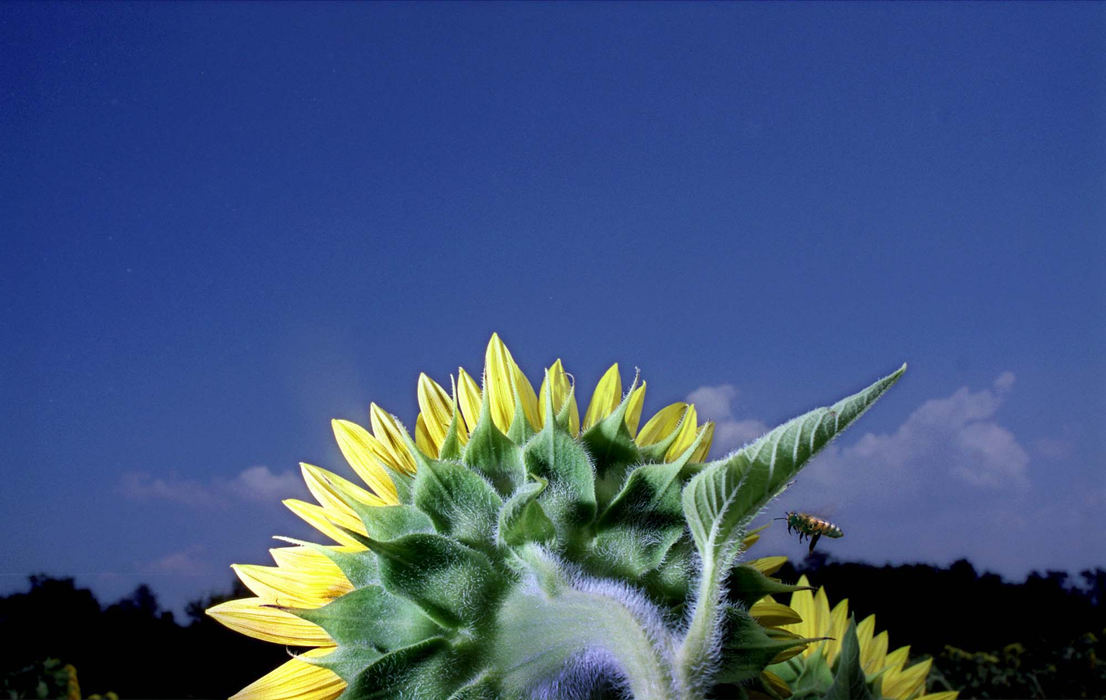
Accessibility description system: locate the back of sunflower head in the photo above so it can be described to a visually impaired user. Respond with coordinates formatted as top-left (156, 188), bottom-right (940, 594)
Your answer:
top-left (209, 334), bottom-right (951, 700)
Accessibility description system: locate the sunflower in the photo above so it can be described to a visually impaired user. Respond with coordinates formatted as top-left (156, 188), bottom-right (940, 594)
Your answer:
top-left (208, 334), bottom-right (715, 698)
top-left (207, 334), bottom-right (910, 699)
top-left (769, 575), bottom-right (959, 700)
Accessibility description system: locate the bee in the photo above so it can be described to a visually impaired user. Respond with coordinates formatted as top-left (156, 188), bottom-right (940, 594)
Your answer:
top-left (776, 511), bottom-right (843, 553)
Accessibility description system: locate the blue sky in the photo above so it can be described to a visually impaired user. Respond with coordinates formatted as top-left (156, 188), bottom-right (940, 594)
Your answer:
top-left (2, 3), bottom-right (1103, 615)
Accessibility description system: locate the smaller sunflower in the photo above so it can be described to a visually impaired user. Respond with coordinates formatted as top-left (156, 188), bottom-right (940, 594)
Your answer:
top-left (770, 575), bottom-right (958, 700)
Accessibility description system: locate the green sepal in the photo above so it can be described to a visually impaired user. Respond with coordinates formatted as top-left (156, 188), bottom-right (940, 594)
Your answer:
top-left (302, 646), bottom-right (382, 685)
top-left (341, 638), bottom-right (472, 700)
top-left (462, 390), bottom-right (525, 497)
top-left (273, 536), bottom-right (378, 588)
top-left (506, 381), bottom-right (537, 444)
top-left (413, 456), bottom-right (503, 554)
top-left (552, 381), bottom-right (578, 433)
top-left (369, 533), bottom-right (507, 629)
top-left (641, 539), bottom-right (694, 608)
top-left (497, 476), bottom-right (555, 547)
top-left (291, 584), bottom-right (443, 657)
top-left (580, 379), bottom-right (645, 507)
top-left (715, 606), bottom-right (813, 685)
top-left (447, 670), bottom-right (504, 700)
top-left (771, 647), bottom-right (835, 699)
top-left (522, 418), bottom-right (597, 551)
top-left (727, 563), bottom-right (811, 609)
top-left (822, 618), bottom-right (875, 700)
top-left (591, 431), bottom-right (706, 579)
top-left (438, 406), bottom-right (464, 461)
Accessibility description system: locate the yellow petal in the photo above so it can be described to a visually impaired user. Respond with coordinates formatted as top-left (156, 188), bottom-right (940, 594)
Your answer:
top-left (369, 404), bottom-right (417, 474)
top-left (857, 614), bottom-right (877, 655)
top-left (207, 597), bottom-right (332, 645)
top-left (882, 645), bottom-right (911, 675)
top-left (232, 647), bottom-right (345, 700)
top-left (637, 402), bottom-right (689, 446)
top-left (624, 381), bottom-right (647, 437)
top-left (882, 657), bottom-right (931, 699)
top-left (418, 373), bottom-right (461, 450)
top-left (689, 422), bottom-right (715, 462)
top-left (284, 499), bottom-right (366, 548)
top-left (786, 576), bottom-right (816, 643)
top-left (456, 367), bottom-right (483, 433)
top-left (823, 598), bottom-right (850, 666)
top-left (760, 670), bottom-right (791, 698)
top-left (299, 464), bottom-right (374, 535)
top-left (665, 405), bottom-right (699, 461)
top-left (862, 630), bottom-right (889, 675)
top-left (415, 413), bottom-right (438, 458)
top-left (746, 556), bottom-right (788, 576)
top-left (583, 364), bottom-right (622, 430)
top-left (269, 546), bottom-right (352, 579)
top-left (749, 600), bottom-right (804, 627)
top-left (484, 333), bottom-right (539, 432)
top-left (916, 693), bottom-right (959, 700)
top-left (539, 359), bottom-right (580, 435)
top-left (232, 563), bottom-right (352, 609)
top-left (330, 419), bottom-right (399, 504)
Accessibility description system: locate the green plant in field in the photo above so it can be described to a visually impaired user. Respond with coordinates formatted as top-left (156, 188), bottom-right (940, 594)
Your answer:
top-left (210, 334), bottom-right (948, 699)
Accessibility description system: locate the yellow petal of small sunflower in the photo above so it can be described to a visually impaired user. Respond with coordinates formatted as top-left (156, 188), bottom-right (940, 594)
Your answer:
top-left (916, 692), bottom-right (959, 700)
top-left (369, 404), bottom-right (417, 474)
top-left (207, 597), bottom-right (332, 645)
top-left (417, 373), bottom-right (463, 449)
top-left (749, 600), bottom-right (804, 627)
top-left (881, 657), bottom-right (931, 699)
top-left (232, 563), bottom-right (352, 609)
top-left (760, 670), bottom-right (792, 698)
top-left (283, 499), bottom-right (366, 548)
top-left (231, 647), bottom-right (345, 700)
top-left (882, 645), bottom-right (911, 675)
top-left (862, 630), bottom-right (890, 675)
top-left (624, 381), bottom-right (647, 437)
top-left (414, 413), bottom-right (437, 457)
top-left (665, 405), bottom-right (700, 461)
top-left (539, 359), bottom-right (580, 435)
top-left (330, 419), bottom-right (399, 504)
top-left (583, 364), bottom-right (622, 431)
top-left (456, 367), bottom-right (483, 433)
top-left (785, 576), bottom-right (817, 642)
top-left (746, 556), bottom-right (788, 576)
top-left (637, 402), bottom-right (689, 447)
top-left (857, 613), bottom-right (877, 656)
top-left (823, 598), bottom-right (850, 666)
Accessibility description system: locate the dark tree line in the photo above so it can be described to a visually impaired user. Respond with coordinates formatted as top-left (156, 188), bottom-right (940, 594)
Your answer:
top-left (1, 558), bottom-right (1103, 698)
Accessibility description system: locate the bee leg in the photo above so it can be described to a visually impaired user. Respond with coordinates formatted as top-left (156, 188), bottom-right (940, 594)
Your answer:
top-left (808, 533), bottom-right (821, 553)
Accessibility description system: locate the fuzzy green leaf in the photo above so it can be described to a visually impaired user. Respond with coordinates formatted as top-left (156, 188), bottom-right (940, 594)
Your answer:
top-left (683, 366), bottom-right (905, 580)
top-left (305, 645), bottom-right (382, 685)
top-left (292, 584), bottom-right (442, 655)
top-left (497, 477), bottom-right (555, 547)
top-left (446, 671), bottom-right (503, 700)
top-left (413, 458), bottom-right (502, 553)
top-left (716, 607), bottom-right (811, 685)
top-left (369, 533), bottom-right (506, 629)
top-left (822, 619), bottom-right (874, 700)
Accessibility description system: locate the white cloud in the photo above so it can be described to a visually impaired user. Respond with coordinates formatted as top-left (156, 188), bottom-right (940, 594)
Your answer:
top-left (121, 465), bottom-right (306, 507)
top-left (143, 545), bottom-right (210, 575)
top-left (686, 384), bottom-right (768, 455)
